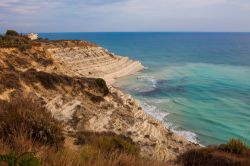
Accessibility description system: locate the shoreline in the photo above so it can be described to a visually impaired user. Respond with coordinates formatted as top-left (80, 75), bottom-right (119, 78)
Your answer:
top-left (113, 76), bottom-right (200, 145)
top-left (45, 41), bottom-right (198, 160)
top-left (0, 40), bottom-right (198, 161)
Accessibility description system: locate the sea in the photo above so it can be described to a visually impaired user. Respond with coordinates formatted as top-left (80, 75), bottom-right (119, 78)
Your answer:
top-left (39, 32), bottom-right (250, 146)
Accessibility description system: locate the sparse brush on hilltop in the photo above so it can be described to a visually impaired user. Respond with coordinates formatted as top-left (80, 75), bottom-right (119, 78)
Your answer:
top-left (0, 30), bottom-right (31, 51)
top-left (5, 30), bottom-right (19, 36)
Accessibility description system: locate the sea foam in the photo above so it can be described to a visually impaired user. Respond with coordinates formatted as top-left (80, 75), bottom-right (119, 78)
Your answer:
top-left (140, 100), bottom-right (199, 144)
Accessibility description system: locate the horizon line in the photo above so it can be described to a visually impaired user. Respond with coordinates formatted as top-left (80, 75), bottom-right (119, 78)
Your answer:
top-left (36, 31), bottom-right (250, 34)
top-left (2, 31), bottom-right (250, 34)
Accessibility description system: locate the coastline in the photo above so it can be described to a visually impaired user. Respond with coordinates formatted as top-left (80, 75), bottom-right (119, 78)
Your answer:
top-left (112, 67), bottom-right (200, 147)
top-left (45, 40), bottom-right (198, 160)
top-left (113, 75), bottom-right (200, 145)
top-left (0, 40), bottom-right (198, 161)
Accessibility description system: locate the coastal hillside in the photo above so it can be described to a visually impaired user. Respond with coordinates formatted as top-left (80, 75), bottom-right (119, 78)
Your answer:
top-left (0, 32), bottom-right (196, 164)
top-left (1, 31), bottom-right (250, 166)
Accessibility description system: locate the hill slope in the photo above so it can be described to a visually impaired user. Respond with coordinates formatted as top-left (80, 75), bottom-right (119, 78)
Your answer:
top-left (0, 40), bottom-right (196, 162)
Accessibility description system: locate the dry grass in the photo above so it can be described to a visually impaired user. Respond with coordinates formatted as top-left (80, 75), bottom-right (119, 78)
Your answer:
top-left (0, 65), bottom-right (108, 97)
top-left (0, 71), bottom-right (21, 92)
top-left (178, 139), bottom-right (250, 166)
top-left (0, 97), bottom-right (65, 148)
top-left (0, 132), bottom-right (170, 166)
top-left (0, 96), bottom-right (170, 166)
top-left (0, 130), bottom-right (170, 166)
top-left (75, 131), bottom-right (140, 156)
top-left (21, 69), bottom-right (73, 89)
top-left (31, 52), bottom-right (53, 67)
top-left (31, 145), bottom-right (170, 166)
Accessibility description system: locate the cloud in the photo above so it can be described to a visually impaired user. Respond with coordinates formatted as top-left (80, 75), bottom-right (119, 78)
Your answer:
top-left (0, 0), bottom-right (250, 32)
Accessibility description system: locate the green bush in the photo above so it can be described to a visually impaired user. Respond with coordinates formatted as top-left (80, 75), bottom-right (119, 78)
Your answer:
top-left (0, 152), bottom-right (40, 166)
top-left (225, 139), bottom-right (247, 154)
top-left (178, 139), bottom-right (250, 166)
top-left (95, 78), bottom-right (109, 96)
top-left (5, 30), bottom-right (19, 36)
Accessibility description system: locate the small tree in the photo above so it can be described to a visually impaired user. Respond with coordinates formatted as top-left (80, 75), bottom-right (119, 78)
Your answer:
top-left (5, 30), bottom-right (19, 36)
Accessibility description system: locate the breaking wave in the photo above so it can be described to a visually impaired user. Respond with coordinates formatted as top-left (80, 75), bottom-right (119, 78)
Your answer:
top-left (140, 100), bottom-right (199, 144)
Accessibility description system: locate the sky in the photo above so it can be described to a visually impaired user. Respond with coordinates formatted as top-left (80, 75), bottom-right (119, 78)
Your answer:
top-left (0, 0), bottom-right (250, 33)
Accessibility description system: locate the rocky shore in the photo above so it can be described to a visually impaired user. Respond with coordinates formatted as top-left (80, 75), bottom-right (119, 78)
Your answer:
top-left (0, 40), bottom-right (197, 162)
top-left (45, 40), bottom-right (197, 161)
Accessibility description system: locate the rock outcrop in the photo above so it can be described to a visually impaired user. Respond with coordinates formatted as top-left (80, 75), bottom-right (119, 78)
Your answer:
top-left (47, 44), bottom-right (144, 84)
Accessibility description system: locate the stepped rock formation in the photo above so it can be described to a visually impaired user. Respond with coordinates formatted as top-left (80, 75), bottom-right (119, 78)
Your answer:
top-left (46, 42), bottom-right (144, 84)
top-left (0, 40), bottom-right (197, 162)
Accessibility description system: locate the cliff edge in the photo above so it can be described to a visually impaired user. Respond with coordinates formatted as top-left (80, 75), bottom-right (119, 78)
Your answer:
top-left (0, 40), bottom-right (196, 162)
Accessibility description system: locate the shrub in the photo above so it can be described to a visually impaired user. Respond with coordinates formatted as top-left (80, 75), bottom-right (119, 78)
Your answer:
top-left (18, 44), bottom-right (32, 52)
top-left (178, 139), bottom-right (250, 166)
top-left (0, 71), bottom-right (21, 90)
top-left (0, 32), bottom-right (31, 48)
top-left (0, 97), bottom-right (65, 148)
top-left (93, 135), bottom-right (139, 156)
top-left (85, 91), bottom-right (104, 103)
top-left (5, 30), bottom-right (19, 36)
top-left (224, 139), bottom-right (247, 154)
top-left (76, 132), bottom-right (140, 156)
top-left (95, 78), bottom-right (109, 96)
top-left (0, 152), bottom-right (40, 166)
top-left (21, 69), bottom-right (73, 89)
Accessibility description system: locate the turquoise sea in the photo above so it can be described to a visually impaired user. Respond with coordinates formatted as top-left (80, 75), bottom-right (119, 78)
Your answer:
top-left (40, 32), bottom-right (250, 146)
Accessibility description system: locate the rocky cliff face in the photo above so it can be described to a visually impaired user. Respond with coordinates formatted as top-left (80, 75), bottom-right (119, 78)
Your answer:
top-left (0, 40), bottom-right (196, 161)
top-left (46, 41), bottom-right (144, 84)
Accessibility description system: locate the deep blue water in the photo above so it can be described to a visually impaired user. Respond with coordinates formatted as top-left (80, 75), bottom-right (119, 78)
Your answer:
top-left (40, 32), bottom-right (250, 145)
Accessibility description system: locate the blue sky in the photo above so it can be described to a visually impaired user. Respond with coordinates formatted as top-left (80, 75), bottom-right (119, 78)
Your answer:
top-left (0, 0), bottom-right (250, 32)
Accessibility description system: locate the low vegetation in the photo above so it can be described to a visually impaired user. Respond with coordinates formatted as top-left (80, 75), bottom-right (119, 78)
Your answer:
top-left (0, 67), bottom-right (108, 98)
top-left (221, 139), bottom-right (247, 154)
top-left (75, 131), bottom-right (140, 156)
top-left (179, 139), bottom-right (250, 166)
top-left (0, 97), bottom-right (168, 166)
top-left (0, 153), bottom-right (40, 166)
top-left (0, 97), bottom-right (65, 148)
top-left (95, 78), bottom-right (109, 96)
top-left (0, 30), bottom-right (32, 51)
top-left (5, 30), bottom-right (19, 36)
